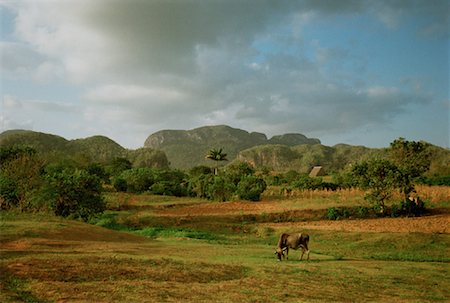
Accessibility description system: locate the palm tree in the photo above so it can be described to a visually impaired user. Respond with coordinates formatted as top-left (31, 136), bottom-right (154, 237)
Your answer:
top-left (205, 148), bottom-right (228, 175)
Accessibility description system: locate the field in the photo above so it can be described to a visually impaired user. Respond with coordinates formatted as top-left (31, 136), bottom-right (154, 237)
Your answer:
top-left (1, 186), bottom-right (449, 302)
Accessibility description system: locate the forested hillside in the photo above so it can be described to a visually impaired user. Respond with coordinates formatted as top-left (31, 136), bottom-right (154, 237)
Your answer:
top-left (1, 127), bottom-right (449, 176)
top-left (237, 143), bottom-right (449, 177)
top-left (0, 130), bottom-right (168, 169)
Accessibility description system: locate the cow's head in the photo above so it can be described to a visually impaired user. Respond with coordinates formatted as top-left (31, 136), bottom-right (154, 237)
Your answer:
top-left (274, 247), bottom-right (285, 261)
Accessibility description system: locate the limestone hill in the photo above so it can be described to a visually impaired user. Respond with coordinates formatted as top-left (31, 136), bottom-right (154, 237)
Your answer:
top-left (144, 125), bottom-right (320, 169)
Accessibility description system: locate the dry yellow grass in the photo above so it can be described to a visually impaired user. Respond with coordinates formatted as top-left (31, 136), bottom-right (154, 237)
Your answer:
top-left (1, 186), bottom-right (449, 302)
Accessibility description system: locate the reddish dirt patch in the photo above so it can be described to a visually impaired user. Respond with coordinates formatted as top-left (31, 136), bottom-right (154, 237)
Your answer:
top-left (264, 214), bottom-right (450, 234)
top-left (156, 200), bottom-right (286, 216)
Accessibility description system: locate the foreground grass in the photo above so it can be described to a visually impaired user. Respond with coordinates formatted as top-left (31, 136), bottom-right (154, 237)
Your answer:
top-left (1, 208), bottom-right (449, 302)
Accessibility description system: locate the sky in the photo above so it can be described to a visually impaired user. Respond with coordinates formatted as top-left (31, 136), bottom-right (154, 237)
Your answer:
top-left (0, 0), bottom-right (449, 149)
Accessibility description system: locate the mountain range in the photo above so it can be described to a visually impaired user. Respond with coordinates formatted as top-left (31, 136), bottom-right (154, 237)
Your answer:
top-left (1, 125), bottom-right (449, 176)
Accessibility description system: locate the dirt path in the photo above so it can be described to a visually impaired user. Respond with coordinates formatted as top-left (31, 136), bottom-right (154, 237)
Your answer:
top-left (264, 214), bottom-right (450, 234)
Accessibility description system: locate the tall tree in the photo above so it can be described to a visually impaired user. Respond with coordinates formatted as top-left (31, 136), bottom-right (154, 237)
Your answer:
top-left (389, 138), bottom-right (431, 199)
top-left (205, 148), bottom-right (228, 175)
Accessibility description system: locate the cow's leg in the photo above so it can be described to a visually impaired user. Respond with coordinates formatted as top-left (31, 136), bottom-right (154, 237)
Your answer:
top-left (285, 247), bottom-right (289, 260)
top-left (303, 244), bottom-right (310, 261)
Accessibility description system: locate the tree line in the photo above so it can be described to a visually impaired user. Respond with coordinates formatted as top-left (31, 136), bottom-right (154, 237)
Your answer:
top-left (0, 138), bottom-right (438, 221)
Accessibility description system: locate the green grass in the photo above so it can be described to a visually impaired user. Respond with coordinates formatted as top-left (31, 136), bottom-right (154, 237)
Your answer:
top-left (1, 192), bottom-right (450, 302)
top-left (135, 226), bottom-right (225, 242)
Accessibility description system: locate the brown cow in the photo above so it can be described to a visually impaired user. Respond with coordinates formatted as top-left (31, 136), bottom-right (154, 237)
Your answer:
top-left (275, 232), bottom-right (310, 261)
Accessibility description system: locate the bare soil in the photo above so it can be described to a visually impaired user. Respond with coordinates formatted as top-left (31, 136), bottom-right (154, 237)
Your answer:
top-left (264, 214), bottom-right (450, 234)
top-left (155, 200), bottom-right (450, 234)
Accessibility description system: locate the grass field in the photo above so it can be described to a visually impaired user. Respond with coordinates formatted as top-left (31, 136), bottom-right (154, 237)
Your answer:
top-left (1, 186), bottom-right (449, 302)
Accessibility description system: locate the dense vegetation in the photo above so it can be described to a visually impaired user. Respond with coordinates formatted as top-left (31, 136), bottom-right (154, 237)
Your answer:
top-left (1, 133), bottom-right (448, 302)
top-left (1, 126), bottom-right (448, 222)
top-left (1, 127), bottom-right (449, 175)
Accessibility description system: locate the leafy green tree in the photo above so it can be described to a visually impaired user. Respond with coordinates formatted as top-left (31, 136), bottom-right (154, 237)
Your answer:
top-left (389, 138), bottom-right (431, 199)
top-left (283, 170), bottom-right (301, 184)
top-left (351, 158), bottom-right (401, 214)
top-left (106, 157), bottom-right (132, 177)
top-left (116, 168), bottom-right (156, 193)
top-left (87, 163), bottom-right (110, 184)
top-left (225, 161), bottom-right (255, 185)
top-left (205, 148), bottom-right (228, 175)
top-left (150, 169), bottom-right (188, 196)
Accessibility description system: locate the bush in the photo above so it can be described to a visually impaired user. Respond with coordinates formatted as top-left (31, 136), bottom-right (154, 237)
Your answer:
top-left (236, 175), bottom-right (267, 201)
top-left (290, 175), bottom-right (323, 190)
top-left (113, 177), bottom-right (127, 192)
top-left (206, 176), bottom-right (235, 202)
top-left (391, 198), bottom-right (426, 217)
top-left (149, 181), bottom-right (187, 197)
top-left (43, 169), bottom-right (105, 221)
top-left (188, 173), bottom-right (214, 198)
top-left (225, 162), bottom-right (255, 185)
top-left (326, 207), bottom-right (341, 220)
top-left (0, 174), bottom-right (19, 209)
top-left (419, 175), bottom-right (450, 186)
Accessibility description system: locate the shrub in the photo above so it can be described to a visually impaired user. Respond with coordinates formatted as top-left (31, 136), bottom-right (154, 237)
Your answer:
top-left (1, 148), bottom-right (45, 210)
top-left (149, 181), bottom-right (187, 197)
top-left (356, 206), bottom-right (370, 218)
top-left (236, 175), bottom-right (267, 201)
top-left (326, 207), bottom-right (340, 220)
top-left (391, 198), bottom-right (426, 217)
top-left (225, 162), bottom-right (256, 185)
top-left (206, 176), bottom-right (235, 202)
top-left (419, 175), bottom-right (450, 186)
top-left (188, 173), bottom-right (214, 198)
top-left (0, 174), bottom-right (19, 209)
top-left (290, 175), bottom-right (322, 190)
top-left (117, 168), bottom-right (156, 193)
top-left (113, 177), bottom-right (127, 192)
top-left (86, 163), bottom-right (110, 184)
top-left (43, 169), bottom-right (105, 221)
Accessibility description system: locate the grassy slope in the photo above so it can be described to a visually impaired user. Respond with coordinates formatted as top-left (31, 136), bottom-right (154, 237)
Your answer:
top-left (1, 193), bottom-right (449, 302)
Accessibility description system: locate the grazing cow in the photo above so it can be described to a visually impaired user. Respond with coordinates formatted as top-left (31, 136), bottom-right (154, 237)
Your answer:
top-left (275, 232), bottom-right (310, 261)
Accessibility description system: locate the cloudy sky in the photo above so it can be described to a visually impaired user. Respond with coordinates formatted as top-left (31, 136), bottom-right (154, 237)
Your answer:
top-left (1, 0), bottom-right (448, 149)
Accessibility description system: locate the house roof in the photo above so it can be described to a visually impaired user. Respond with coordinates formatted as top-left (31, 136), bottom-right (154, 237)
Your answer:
top-left (309, 166), bottom-right (325, 177)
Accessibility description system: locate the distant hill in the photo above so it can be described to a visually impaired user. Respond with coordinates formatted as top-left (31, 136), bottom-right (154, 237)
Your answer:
top-left (66, 135), bottom-right (126, 162)
top-left (144, 125), bottom-right (321, 169)
top-left (2, 127), bottom-right (448, 176)
top-left (0, 130), bottom-right (168, 168)
top-left (0, 129), bottom-right (69, 152)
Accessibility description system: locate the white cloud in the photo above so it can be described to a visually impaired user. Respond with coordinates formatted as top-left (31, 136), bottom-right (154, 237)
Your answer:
top-left (1, 0), bottom-right (446, 148)
top-left (85, 84), bottom-right (185, 104)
